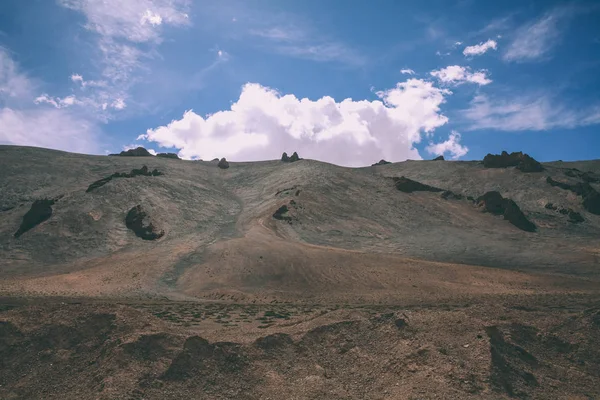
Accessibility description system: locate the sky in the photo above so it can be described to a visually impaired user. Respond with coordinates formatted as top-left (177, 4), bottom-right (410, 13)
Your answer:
top-left (1, 0), bottom-right (599, 166)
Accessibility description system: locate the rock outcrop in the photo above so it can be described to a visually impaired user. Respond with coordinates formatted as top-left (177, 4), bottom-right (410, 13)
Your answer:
top-left (217, 158), bottom-right (229, 169)
top-left (546, 176), bottom-right (600, 215)
top-left (433, 155), bottom-right (445, 161)
top-left (14, 199), bottom-right (56, 238)
top-left (393, 176), bottom-right (443, 193)
top-left (156, 153), bottom-right (180, 159)
top-left (544, 203), bottom-right (585, 223)
top-left (125, 205), bottom-right (165, 240)
top-left (564, 168), bottom-right (600, 183)
top-left (86, 166), bottom-right (162, 192)
top-left (483, 151), bottom-right (544, 173)
top-left (281, 152), bottom-right (301, 163)
top-left (371, 159), bottom-right (391, 166)
top-left (272, 205), bottom-right (292, 222)
top-left (441, 190), bottom-right (463, 200)
top-left (477, 191), bottom-right (536, 232)
top-left (110, 147), bottom-right (153, 157)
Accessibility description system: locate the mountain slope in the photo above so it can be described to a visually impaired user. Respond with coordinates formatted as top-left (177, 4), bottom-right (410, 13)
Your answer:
top-left (0, 145), bottom-right (599, 301)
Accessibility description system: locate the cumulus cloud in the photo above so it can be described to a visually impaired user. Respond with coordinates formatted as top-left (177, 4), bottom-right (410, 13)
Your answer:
top-left (463, 94), bottom-right (600, 131)
top-left (400, 69), bottom-right (415, 75)
top-left (463, 39), bottom-right (497, 56)
top-left (430, 65), bottom-right (492, 86)
top-left (426, 131), bottom-right (468, 159)
top-left (139, 80), bottom-right (452, 167)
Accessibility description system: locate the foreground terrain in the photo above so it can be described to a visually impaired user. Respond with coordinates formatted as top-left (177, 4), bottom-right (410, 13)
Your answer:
top-left (1, 145), bottom-right (599, 398)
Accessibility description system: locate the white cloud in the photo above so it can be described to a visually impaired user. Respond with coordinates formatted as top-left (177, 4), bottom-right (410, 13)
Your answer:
top-left (426, 130), bottom-right (468, 159)
top-left (430, 65), bottom-right (492, 86)
top-left (400, 69), bottom-right (415, 75)
top-left (52, 0), bottom-right (191, 119)
top-left (139, 80), bottom-right (452, 167)
top-left (463, 94), bottom-right (600, 131)
top-left (503, 8), bottom-right (567, 62)
top-left (463, 39), bottom-right (497, 56)
top-left (0, 48), bottom-right (34, 100)
top-left (1, 48), bottom-right (99, 153)
top-left (0, 107), bottom-right (98, 153)
top-left (34, 94), bottom-right (80, 108)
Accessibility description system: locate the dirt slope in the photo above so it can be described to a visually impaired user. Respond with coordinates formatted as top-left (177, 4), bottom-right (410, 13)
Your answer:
top-left (1, 145), bottom-right (599, 301)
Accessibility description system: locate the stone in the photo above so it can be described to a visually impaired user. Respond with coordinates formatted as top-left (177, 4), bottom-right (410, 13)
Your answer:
top-left (281, 152), bottom-right (289, 162)
top-left (273, 205), bottom-right (292, 222)
top-left (477, 191), bottom-right (536, 232)
top-left (393, 176), bottom-right (443, 193)
top-left (371, 159), bottom-right (391, 166)
top-left (483, 151), bottom-right (544, 173)
top-left (433, 155), bottom-right (444, 161)
top-left (86, 166), bottom-right (162, 192)
top-left (217, 158), bottom-right (230, 169)
top-left (14, 199), bottom-right (56, 238)
top-left (156, 153), bottom-right (180, 159)
top-left (110, 147), bottom-right (153, 157)
top-left (289, 152), bottom-right (300, 162)
top-left (125, 205), bottom-right (164, 240)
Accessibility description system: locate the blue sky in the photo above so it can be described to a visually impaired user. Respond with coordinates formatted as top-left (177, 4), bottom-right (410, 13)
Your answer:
top-left (1, 0), bottom-right (599, 166)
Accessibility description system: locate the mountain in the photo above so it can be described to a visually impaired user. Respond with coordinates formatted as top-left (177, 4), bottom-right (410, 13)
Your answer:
top-left (1, 145), bottom-right (599, 399)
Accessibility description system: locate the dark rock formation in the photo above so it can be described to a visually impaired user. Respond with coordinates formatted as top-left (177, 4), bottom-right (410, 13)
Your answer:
top-left (393, 176), bottom-right (443, 193)
top-left (483, 151), bottom-right (544, 173)
top-left (109, 147), bottom-right (153, 157)
top-left (546, 176), bottom-right (600, 215)
top-left (282, 151), bottom-right (301, 163)
top-left (441, 190), bottom-right (463, 200)
top-left (477, 191), bottom-right (536, 232)
top-left (156, 153), bottom-right (180, 159)
top-left (273, 205), bottom-right (292, 222)
top-left (217, 158), bottom-right (229, 169)
top-left (14, 199), bottom-right (56, 238)
top-left (86, 166), bottom-right (162, 192)
top-left (211, 158), bottom-right (219, 162)
top-left (544, 203), bottom-right (557, 210)
top-left (433, 155), bottom-right (445, 161)
top-left (371, 159), bottom-right (391, 166)
top-left (125, 205), bottom-right (164, 240)
top-left (568, 210), bottom-right (584, 223)
top-left (564, 168), bottom-right (600, 183)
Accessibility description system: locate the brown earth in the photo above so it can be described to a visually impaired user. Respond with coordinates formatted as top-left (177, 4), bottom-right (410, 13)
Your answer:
top-left (1, 145), bottom-right (600, 399)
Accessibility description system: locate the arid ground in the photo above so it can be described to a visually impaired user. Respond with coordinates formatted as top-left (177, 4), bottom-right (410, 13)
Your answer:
top-left (1, 145), bottom-right (599, 399)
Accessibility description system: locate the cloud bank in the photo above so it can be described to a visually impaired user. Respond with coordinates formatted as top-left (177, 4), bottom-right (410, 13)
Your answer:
top-left (426, 131), bottom-right (468, 160)
top-left (139, 80), bottom-right (454, 166)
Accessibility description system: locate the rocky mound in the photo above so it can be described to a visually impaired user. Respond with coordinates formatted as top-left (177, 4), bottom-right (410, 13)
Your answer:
top-left (109, 147), bottom-right (153, 157)
top-left (477, 191), bottom-right (536, 232)
top-left (393, 176), bottom-right (443, 193)
top-left (371, 159), bottom-right (391, 166)
top-left (281, 152), bottom-right (301, 162)
top-left (546, 177), bottom-right (600, 215)
top-left (273, 205), bottom-right (292, 222)
top-left (544, 203), bottom-right (585, 223)
top-left (440, 190), bottom-right (462, 200)
top-left (483, 151), bottom-right (544, 173)
top-left (156, 153), bottom-right (180, 159)
top-left (564, 168), bottom-right (600, 183)
top-left (217, 158), bottom-right (229, 169)
top-left (433, 155), bottom-right (445, 161)
top-left (125, 205), bottom-right (165, 240)
top-left (86, 166), bottom-right (162, 192)
top-left (14, 198), bottom-right (56, 238)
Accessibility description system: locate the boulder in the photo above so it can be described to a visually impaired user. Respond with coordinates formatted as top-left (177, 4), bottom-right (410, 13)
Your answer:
top-left (156, 153), bottom-right (180, 159)
top-left (217, 158), bottom-right (230, 169)
top-left (568, 210), bottom-right (584, 223)
top-left (125, 205), bottom-right (164, 240)
top-left (544, 203), bottom-right (557, 210)
top-left (14, 199), bottom-right (56, 238)
top-left (273, 205), bottom-right (292, 222)
top-left (477, 191), bottom-right (536, 232)
top-left (289, 152), bottom-right (300, 162)
top-left (393, 176), bottom-right (443, 193)
top-left (433, 155), bottom-right (445, 161)
top-left (281, 152), bottom-right (289, 162)
top-left (110, 147), bottom-right (153, 157)
top-left (371, 159), bottom-right (391, 166)
top-left (483, 151), bottom-right (544, 172)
